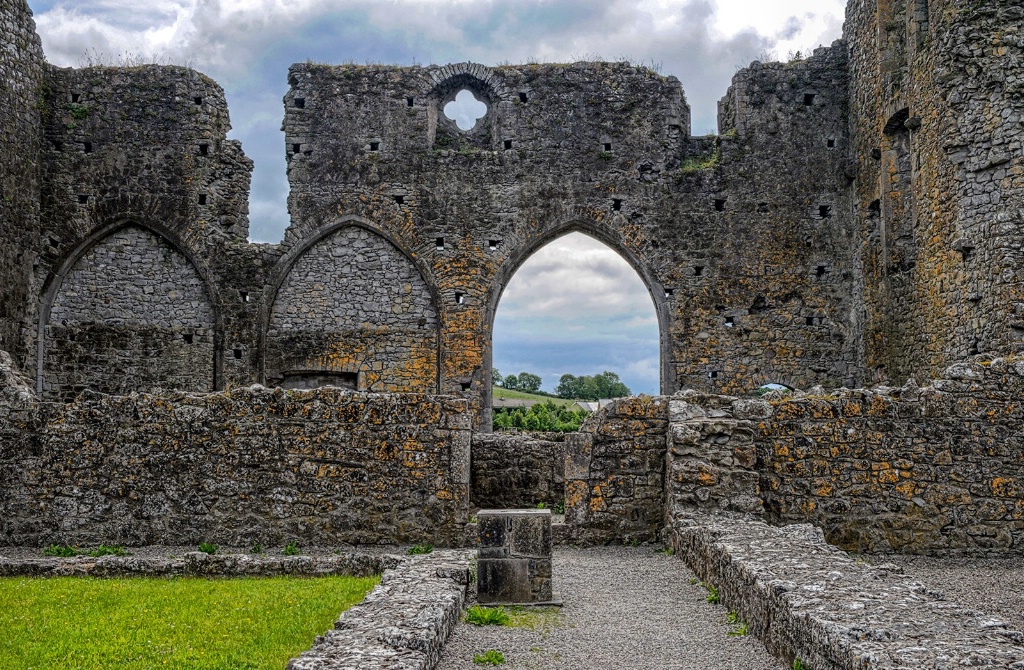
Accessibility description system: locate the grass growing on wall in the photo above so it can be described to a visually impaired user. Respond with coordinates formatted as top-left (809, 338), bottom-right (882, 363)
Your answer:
top-left (0, 574), bottom-right (379, 669)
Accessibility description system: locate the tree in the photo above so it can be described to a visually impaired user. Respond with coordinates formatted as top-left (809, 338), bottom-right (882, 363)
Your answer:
top-left (492, 368), bottom-right (503, 388)
top-left (516, 372), bottom-right (542, 393)
top-left (554, 371), bottom-right (631, 400)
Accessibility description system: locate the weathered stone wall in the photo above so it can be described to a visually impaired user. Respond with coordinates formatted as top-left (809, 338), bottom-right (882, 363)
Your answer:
top-left (665, 355), bottom-right (1024, 555)
top-left (266, 224), bottom-right (439, 393)
top-left (0, 0), bottom-right (45, 362)
top-left (282, 57), bottom-right (862, 429)
top-left (0, 386), bottom-right (471, 546)
top-left (29, 61), bottom-right (262, 397)
top-left (470, 432), bottom-right (566, 509)
top-left (42, 226), bottom-right (216, 400)
top-left (564, 396), bottom-right (669, 545)
top-left (847, 0), bottom-right (1024, 383)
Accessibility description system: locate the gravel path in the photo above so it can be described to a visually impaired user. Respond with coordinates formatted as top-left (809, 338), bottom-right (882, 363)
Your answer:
top-left (437, 546), bottom-right (784, 670)
top-left (887, 555), bottom-right (1024, 630)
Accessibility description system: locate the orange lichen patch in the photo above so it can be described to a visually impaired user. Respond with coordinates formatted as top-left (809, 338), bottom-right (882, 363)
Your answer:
top-left (565, 480), bottom-right (588, 509)
top-left (992, 477), bottom-right (1018, 497)
top-left (895, 480), bottom-right (916, 499)
top-left (813, 479), bottom-right (834, 497)
top-left (877, 469), bottom-right (900, 485)
top-left (588, 484), bottom-right (607, 512)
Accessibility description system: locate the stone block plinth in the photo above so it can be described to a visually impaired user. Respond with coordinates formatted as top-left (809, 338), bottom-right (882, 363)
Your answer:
top-left (477, 509), bottom-right (560, 606)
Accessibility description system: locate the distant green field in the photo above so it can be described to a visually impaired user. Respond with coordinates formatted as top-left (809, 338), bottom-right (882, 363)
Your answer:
top-left (492, 387), bottom-right (576, 407)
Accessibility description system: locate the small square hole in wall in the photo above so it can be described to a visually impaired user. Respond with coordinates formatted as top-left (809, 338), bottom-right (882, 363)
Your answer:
top-left (240, 291), bottom-right (249, 303)
top-left (806, 316), bottom-right (816, 326)
top-left (503, 139), bottom-right (513, 150)
top-left (725, 316), bottom-right (734, 328)
top-left (757, 202), bottom-right (769, 213)
top-left (294, 98), bottom-right (305, 109)
top-left (198, 193), bottom-right (208, 205)
top-left (292, 143), bottom-right (301, 154)
top-left (826, 138), bottom-right (836, 148)
top-left (708, 370), bottom-right (720, 379)
top-left (455, 292), bottom-right (466, 305)
top-left (695, 265), bottom-right (705, 277)
top-left (871, 148), bottom-right (882, 160)
top-left (665, 288), bottom-right (675, 298)
top-left (48, 237), bottom-right (59, 251)
top-left (194, 97), bottom-right (203, 106)
top-left (460, 381), bottom-right (472, 391)
top-left (77, 194), bottom-right (88, 204)
top-left (868, 199), bottom-right (881, 216)
top-left (406, 97), bottom-right (414, 107)
top-left (819, 205), bottom-right (832, 218)
top-left (436, 237), bottom-right (445, 250)
top-left (183, 333), bottom-right (194, 344)
top-left (199, 144), bottom-right (209, 156)
top-left (369, 141), bottom-right (380, 151)
top-left (612, 198), bottom-right (623, 211)
top-left (394, 194), bottom-right (405, 205)
top-left (519, 92), bottom-right (528, 103)
top-left (804, 93), bottom-right (816, 106)
top-left (71, 93), bottom-right (80, 103)
top-left (83, 142), bottom-right (92, 153)
top-left (714, 198), bottom-right (726, 212)
top-left (603, 143), bottom-right (612, 152)
top-left (816, 265), bottom-right (827, 278)
top-left (233, 348), bottom-right (243, 360)
top-left (488, 239), bottom-right (501, 251)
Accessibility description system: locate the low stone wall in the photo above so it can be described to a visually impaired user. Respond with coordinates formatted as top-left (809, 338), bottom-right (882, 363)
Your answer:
top-left (288, 550), bottom-right (471, 670)
top-left (0, 386), bottom-right (471, 547)
top-left (669, 513), bottom-right (1024, 669)
top-left (0, 551), bottom-right (399, 578)
top-left (470, 432), bottom-right (566, 509)
top-left (564, 397), bottom-right (669, 545)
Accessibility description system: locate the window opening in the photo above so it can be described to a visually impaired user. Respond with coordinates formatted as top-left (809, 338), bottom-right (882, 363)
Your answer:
top-left (443, 89), bottom-right (488, 131)
top-left (804, 93), bottom-right (816, 106)
top-left (436, 237), bottom-right (445, 250)
top-left (198, 194), bottom-right (207, 205)
top-left (714, 199), bottom-right (726, 212)
top-left (294, 98), bottom-right (305, 109)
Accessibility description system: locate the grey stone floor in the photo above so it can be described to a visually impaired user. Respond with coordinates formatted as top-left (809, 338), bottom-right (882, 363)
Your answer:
top-left (436, 546), bottom-right (786, 670)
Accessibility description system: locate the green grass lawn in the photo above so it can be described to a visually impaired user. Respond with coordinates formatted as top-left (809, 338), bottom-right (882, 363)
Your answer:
top-left (492, 387), bottom-right (575, 407)
top-left (0, 574), bottom-right (378, 669)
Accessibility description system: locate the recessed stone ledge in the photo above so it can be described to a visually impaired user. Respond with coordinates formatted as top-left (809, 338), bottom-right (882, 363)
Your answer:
top-left (669, 514), bottom-right (1024, 670)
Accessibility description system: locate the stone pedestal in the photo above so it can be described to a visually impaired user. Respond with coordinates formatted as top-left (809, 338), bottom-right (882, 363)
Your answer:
top-left (477, 509), bottom-right (561, 606)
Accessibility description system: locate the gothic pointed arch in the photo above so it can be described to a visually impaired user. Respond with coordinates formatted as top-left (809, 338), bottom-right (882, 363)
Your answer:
top-left (263, 218), bottom-right (441, 392)
top-left (38, 221), bottom-right (220, 400)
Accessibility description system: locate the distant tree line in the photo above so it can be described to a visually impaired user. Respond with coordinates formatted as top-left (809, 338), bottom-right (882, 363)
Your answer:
top-left (492, 369), bottom-right (542, 393)
top-left (555, 371), bottom-right (630, 401)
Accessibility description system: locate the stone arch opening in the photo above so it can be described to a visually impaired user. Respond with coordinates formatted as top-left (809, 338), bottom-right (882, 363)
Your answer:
top-left (263, 219), bottom-right (441, 393)
top-left (428, 65), bottom-right (508, 150)
top-left (484, 226), bottom-right (670, 428)
top-left (37, 222), bottom-right (220, 401)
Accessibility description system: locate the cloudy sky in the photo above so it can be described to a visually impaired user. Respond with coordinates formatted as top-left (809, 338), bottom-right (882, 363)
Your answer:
top-left (28, 0), bottom-right (847, 395)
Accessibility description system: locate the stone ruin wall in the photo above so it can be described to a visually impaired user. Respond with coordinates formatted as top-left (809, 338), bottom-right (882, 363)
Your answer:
top-left (847, 0), bottom-right (1024, 384)
top-left (0, 0), bottom-right (45, 360)
top-left (0, 384), bottom-right (471, 547)
top-left (565, 355), bottom-right (1024, 555)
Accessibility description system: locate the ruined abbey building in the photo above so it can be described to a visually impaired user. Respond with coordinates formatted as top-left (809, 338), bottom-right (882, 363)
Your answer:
top-left (2, 0), bottom-right (1024, 559)
top-left (3, 0), bottom-right (1021, 424)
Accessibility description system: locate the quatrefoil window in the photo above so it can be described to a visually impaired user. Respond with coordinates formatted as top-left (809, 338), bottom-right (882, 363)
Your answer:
top-left (443, 89), bottom-right (488, 131)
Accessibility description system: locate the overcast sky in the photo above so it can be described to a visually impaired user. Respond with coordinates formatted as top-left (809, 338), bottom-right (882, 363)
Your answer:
top-left (28, 0), bottom-right (847, 395)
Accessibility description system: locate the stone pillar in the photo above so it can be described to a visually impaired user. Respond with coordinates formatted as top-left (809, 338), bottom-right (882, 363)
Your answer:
top-left (477, 509), bottom-right (560, 605)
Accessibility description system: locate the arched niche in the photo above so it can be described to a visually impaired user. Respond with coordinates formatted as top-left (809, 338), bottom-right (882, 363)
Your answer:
top-left (264, 221), bottom-right (440, 393)
top-left (483, 223), bottom-right (672, 425)
top-left (39, 224), bottom-right (218, 401)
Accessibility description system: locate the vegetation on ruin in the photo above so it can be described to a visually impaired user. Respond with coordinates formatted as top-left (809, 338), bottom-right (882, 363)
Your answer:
top-left (283, 541), bottom-right (300, 556)
top-left (492, 400), bottom-right (589, 432)
top-left (466, 605), bottom-right (511, 626)
top-left (705, 584), bottom-right (720, 603)
top-left (42, 544), bottom-right (128, 557)
top-left (407, 543), bottom-right (434, 555)
top-left (198, 542), bottom-right (218, 555)
top-left (473, 649), bottom-right (506, 665)
top-left (677, 142), bottom-right (722, 176)
top-left (0, 574), bottom-right (378, 669)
